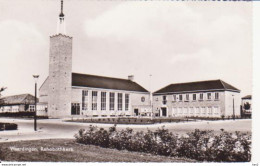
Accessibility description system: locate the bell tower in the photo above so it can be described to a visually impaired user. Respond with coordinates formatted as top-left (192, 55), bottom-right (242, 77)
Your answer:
top-left (48, 0), bottom-right (72, 118)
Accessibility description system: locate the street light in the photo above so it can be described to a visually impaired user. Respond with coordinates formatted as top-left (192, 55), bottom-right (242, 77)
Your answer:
top-left (232, 94), bottom-right (235, 120)
top-left (149, 74), bottom-right (153, 120)
top-left (33, 75), bottom-right (39, 131)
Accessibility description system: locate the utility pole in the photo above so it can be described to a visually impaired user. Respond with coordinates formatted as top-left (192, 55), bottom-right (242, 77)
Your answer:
top-left (232, 94), bottom-right (235, 120)
top-left (149, 74), bottom-right (153, 120)
top-left (33, 75), bottom-right (39, 131)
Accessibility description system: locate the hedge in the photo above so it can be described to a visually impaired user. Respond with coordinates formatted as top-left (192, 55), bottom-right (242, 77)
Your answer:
top-left (68, 117), bottom-right (193, 124)
top-left (0, 123), bottom-right (18, 130)
top-left (0, 112), bottom-right (48, 119)
top-left (75, 125), bottom-right (251, 162)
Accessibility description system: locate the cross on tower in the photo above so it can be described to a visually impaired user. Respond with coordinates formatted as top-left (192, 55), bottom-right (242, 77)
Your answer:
top-left (59, 0), bottom-right (64, 18)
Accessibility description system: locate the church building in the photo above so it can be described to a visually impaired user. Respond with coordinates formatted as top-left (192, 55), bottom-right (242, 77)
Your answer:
top-left (39, 0), bottom-right (151, 118)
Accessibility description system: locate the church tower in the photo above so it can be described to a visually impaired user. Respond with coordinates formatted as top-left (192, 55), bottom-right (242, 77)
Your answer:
top-left (48, 0), bottom-right (72, 118)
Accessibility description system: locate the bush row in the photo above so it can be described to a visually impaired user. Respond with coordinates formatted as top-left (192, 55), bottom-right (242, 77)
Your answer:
top-left (0, 112), bottom-right (35, 117)
top-left (75, 126), bottom-right (251, 162)
top-left (68, 117), bottom-right (193, 124)
top-left (0, 112), bottom-right (48, 119)
top-left (0, 123), bottom-right (18, 130)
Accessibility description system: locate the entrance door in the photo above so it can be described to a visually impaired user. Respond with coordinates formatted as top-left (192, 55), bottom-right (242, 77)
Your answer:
top-left (71, 103), bottom-right (80, 115)
top-left (161, 107), bottom-right (167, 117)
top-left (134, 109), bottom-right (139, 116)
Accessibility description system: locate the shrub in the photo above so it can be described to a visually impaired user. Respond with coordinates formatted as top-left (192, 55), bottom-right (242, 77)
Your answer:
top-left (0, 122), bottom-right (18, 130)
top-left (74, 126), bottom-right (251, 162)
top-left (0, 147), bottom-right (5, 160)
top-left (4, 123), bottom-right (18, 130)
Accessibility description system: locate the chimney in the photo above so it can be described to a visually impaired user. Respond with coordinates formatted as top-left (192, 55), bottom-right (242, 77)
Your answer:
top-left (128, 75), bottom-right (134, 81)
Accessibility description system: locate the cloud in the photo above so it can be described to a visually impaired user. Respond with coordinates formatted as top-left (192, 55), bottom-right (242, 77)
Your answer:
top-left (81, 2), bottom-right (252, 95)
top-left (0, 20), bottom-right (47, 95)
top-left (171, 48), bottom-right (212, 63)
top-left (84, 2), bottom-right (201, 42)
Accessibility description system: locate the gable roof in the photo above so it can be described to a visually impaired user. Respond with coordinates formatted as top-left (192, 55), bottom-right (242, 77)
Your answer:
top-left (72, 73), bottom-right (149, 93)
top-left (242, 95), bottom-right (252, 99)
top-left (153, 79), bottom-right (240, 95)
top-left (0, 94), bottom-right (36, 106)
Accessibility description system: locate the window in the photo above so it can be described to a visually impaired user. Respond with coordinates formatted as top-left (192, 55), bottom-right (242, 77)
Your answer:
top-left (118, 93), bottom-right (122, 111)
top-left (179, 95), bottom-right (183, 101)
top-left (193, 94), bottom-right (196, 101)
top-left (101, 92), bottom-right (106, 110)
top-left (196, 107), bottom-right (200, 115)
top-left (109, 93), bottom-right (115, 110)
top-left (162, 95), bottom-right (167, 104)
top-left (213, 106), bottom-right (220, 115)
top-left (189, 107), bottom-right (194, 115)
top-left (173, 94), bottom-right (176, 101)
top-left (178, 107), bottom-right (183, 115)
top-left (172, 107), bottom-right (177, 116)
top-left (184, 107), bottom-right (188, 115)
top-left (29, 105), bottom-right (35, 111)
top-left (207, 93), bottom-right (211, 100)
top-left (92, 91), bottom-right (98, 110)
top-left (185, 94), bottom-right (189, 101)
top-left (82, 90), bottom-right (88, 110)
top-left (199, 93), bottom-right (203, 100)
top-left (141, 96), bottom-right (145, 102)
top-left (202, 107), bottom-right (206, 115)
top-left (125, 94), bottom-right (129, 111)
top-left (208, 107), bottom-right (212, 115)
top-left (215, 92), bottom-right (219, 100)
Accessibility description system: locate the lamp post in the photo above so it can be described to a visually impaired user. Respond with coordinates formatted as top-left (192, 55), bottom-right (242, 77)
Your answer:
top-left (149, 74), bottom-right (153, 120)
top-left (33, 75), bottom-right (39, 131)
top-left (232, 94), bottom-right (235, 120)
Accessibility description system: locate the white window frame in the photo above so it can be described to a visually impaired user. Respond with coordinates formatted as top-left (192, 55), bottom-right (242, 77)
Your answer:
top-left (92, 91), bottom-right (98, 110)
top-left (199, 93), bottom-right (203, 100)
top-left (185, 94), bottom-right (189, 101)
top-left (118, 93), bottom-right (123, 111)
top-left (179, 94), bottom-right (183, 101)
top-left (109, 92), bottom-right (115, 111)
top-left (82, 90), bottom-right (88, 111)
top-left (207, 93), bottom-right (212, 100)
top-left (125, 94), bottom-right (129, 111)
top-left (193, 94), bottom-right (196, 101)
top-left (215, 92), bottom-right (219, 100)
top-left (101, 92), bottom-right (106, 110)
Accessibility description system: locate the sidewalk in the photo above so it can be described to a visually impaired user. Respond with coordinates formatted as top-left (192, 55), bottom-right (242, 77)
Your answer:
top-left (0, 118), bottom-right (251, 143)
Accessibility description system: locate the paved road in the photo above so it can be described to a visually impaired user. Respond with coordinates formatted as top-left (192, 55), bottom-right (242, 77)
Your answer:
top-left (0, 118), bottom-right (251, 142)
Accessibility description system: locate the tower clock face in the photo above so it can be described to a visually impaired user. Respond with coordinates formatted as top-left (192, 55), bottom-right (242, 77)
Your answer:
top-left (141, 97), bottom-right (145, 102)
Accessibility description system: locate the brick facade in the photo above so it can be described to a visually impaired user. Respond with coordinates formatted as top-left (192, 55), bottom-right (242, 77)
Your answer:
top-left (48, 34), bottom-right (72, 118)
top-left (153, 91), bottom-right (240, 118)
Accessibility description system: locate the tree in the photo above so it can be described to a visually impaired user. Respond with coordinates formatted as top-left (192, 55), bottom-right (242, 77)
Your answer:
top-left (244, 102), bottom-right (251, 110)
top-left (0, 87), bottom-right (7, 97)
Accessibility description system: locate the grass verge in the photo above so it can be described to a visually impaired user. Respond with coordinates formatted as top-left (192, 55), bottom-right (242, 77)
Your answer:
top-left (0, 139), bottom-right (196, 162)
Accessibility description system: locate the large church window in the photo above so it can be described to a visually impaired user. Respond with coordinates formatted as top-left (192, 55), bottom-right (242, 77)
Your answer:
top-left (118, 93), bottom-right (122, 111)
top-left (109, 93), bottom-right (115, 110)
top-left (101, 92), bottom-right (106, 110)
top-left (125, 94), bottom-right (129, 111)
top-left (82, 90), bottom-right (88, 110)
top-left (92, 91), bottom-right (97, 110)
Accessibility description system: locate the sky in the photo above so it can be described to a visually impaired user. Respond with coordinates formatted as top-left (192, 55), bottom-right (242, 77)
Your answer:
top-left (0, 0), bottom-right (252, 97)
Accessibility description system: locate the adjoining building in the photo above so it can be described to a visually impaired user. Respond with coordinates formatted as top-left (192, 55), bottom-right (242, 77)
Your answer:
top-left (241, 95), bottom-right (252, 118)
top-left (38, 1), bottom-right (151, 118)
top-left (0, 94), bottom-right (37, 113)
top-left (152, 80), bottom-right (241, 118)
